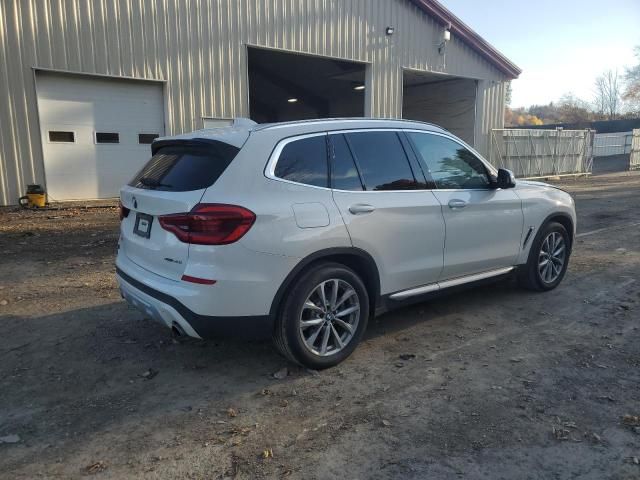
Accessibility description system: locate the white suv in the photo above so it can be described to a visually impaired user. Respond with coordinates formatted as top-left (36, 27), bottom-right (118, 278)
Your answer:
top-left (116, 118), bottom-right (576, 368)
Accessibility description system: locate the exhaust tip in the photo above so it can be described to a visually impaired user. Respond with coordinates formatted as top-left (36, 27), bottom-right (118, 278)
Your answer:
top-left (171, 323), bottom-right (185, 337)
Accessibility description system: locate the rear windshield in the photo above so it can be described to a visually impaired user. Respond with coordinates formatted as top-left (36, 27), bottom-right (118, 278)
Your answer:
top-left (128, 141), bottom-right (240, 192)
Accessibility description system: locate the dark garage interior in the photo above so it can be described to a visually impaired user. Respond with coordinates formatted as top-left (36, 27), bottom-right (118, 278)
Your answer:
top-left (403, 70), bottom-right (477, 145)
top-left (248, 47), bottom-right (366, 123)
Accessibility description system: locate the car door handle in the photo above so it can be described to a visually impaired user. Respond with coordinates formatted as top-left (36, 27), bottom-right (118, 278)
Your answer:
top-left (349, 204), bottom-right (376, 215)
top-left (448, 199), bottom-right (467, 209)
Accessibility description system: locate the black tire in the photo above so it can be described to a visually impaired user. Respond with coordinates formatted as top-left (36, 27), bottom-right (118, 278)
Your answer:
top-left (273, 262), bottom-right (369, 369)
top-left (518, 221), bottom-right (571, 291)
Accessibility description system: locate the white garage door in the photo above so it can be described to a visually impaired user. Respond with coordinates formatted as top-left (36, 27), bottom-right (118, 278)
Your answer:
top-left (36, 72), bottom-right (164, 200)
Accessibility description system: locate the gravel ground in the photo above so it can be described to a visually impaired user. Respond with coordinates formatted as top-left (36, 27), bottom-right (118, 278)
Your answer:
top-left (0, 171), bottom-right (639, 479)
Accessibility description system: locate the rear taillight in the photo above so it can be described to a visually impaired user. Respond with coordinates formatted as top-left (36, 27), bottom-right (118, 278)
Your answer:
top-left (159, 204), bottom-right (256, 245)
top-left (119, 201), bottom-right (130, 221)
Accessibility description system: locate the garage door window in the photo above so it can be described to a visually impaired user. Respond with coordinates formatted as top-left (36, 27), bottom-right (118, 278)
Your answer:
top-left (407, 132), bottom-right (490, 189)
top-left (48, 131), bottom-right (75, 143)
top-left (344, 131), bottom-right (418, 191)
top-left (95, 132), bottom-right (120, 144)
top-left (129, 141), bottom-right (240, 192)
top-left (274, 135), bottom-right (328, 188)
top-left (138, 133), bottom-right (160, 144)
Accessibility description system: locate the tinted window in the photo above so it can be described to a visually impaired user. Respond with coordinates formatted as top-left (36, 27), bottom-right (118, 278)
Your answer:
top-left (407, 133), bottom-right (490, 189)
top-left (49, 131), bottom-right (74, 142)
top-left (129, 141), bottom-right (239, 192)
top-left (345, 131), bottom-right (417, 191)
top-left (330, 134), bottom-right (363, 191)
top-left (274, 135), bottom-right (328, 188)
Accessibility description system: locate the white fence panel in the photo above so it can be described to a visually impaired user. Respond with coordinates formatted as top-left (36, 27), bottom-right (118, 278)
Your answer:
top-left (489, 129), bottom-right (594, 178)
top-left (593, 131), bottom-right (632, 157)
top-left (631, 129), bottom-right (640, 170)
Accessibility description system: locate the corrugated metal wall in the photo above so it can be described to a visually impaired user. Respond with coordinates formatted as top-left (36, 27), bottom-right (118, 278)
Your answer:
top-left (0, 0), bottom-right (508, 205)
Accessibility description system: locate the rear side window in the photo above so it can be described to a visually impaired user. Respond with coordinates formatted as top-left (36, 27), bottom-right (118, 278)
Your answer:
top-left (344, 131), bottom-right (417, 191)
top-left (129, 141), bottom-right (239, 192)
top-left (330, 134), bottom-right (363, 191)
top-left (274, 135), bottom-right (328, 188)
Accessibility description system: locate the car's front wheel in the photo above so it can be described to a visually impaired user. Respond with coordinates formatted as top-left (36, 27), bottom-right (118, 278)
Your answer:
top-left (518, 221), bottom-right (571, 291)
top-left (273, 262), bottom-right (369, 369)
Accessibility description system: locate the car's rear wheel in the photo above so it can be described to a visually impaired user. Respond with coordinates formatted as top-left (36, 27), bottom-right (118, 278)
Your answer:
top-left (273, 262), bottom-right (369, 369)
top-left (518, 221), bottom-right (571, 291)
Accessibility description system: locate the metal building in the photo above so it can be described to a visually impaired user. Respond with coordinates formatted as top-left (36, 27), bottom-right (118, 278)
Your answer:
top-left (0, 0), bottom-right (520, 205)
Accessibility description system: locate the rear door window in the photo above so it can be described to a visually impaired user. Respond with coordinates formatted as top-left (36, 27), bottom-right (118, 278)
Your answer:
top-left (129, 141), bottom-right (239, 192)
top-left (329, 134), bottom-right (363, 191)
top-left (274, 135), bottom-right (328, 188)
top-left (344, 131), bottom-right (418, 191)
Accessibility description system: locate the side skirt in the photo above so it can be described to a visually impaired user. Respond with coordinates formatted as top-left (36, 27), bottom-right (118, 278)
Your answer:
top-left (375, 266), bottom-right (516, 316)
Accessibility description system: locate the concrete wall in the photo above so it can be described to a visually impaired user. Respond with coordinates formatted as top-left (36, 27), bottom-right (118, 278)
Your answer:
top-left (0, 0), bottom-right (509, 205)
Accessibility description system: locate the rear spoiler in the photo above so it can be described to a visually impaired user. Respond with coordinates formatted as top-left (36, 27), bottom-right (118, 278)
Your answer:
top-left (151, 139), bottom-right (240, 157)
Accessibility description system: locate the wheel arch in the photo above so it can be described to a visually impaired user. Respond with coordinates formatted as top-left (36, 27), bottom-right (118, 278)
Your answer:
top-left (269, 247), bottom-right (381, 320)
top-left (543, 212), bottom-right (575, 249)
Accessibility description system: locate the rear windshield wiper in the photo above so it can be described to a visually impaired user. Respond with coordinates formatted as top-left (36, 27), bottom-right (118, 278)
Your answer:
top-left (139, 177), bottom-right (172, 188)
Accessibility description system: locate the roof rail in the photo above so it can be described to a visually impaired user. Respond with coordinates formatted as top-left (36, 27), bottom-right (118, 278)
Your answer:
top-left (253, 117), bottom-right (444, 132)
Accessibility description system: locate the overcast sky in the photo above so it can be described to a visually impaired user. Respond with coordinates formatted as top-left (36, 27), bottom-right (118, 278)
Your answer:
top-left (439, 0), bottom-right (640, 108)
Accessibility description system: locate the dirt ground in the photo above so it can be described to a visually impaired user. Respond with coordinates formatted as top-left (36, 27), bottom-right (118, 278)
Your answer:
top-left (1, 172), bottom-right (639, 480)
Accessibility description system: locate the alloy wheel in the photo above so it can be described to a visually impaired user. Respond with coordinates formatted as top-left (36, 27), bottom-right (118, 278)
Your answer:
top-left (538, 231), bottom-right (566, 284)
top-left (299, 279), bottom-right (360, 356)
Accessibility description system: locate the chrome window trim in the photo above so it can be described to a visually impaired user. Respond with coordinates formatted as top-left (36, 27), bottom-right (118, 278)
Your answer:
top-left (264, 128), bottom-right (498, 193)
top-left (264, 132), bottom-right (331, 191)
top-left (266, 129), bottom-right (432, 192)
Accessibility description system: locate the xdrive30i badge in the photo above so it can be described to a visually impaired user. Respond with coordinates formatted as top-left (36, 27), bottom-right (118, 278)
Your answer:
top-left (164, 257), bottom-right (183, 265)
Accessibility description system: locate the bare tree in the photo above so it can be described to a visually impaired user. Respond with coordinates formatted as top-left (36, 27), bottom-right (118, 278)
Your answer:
top-left (593, 70), bottom-right (622, 120)
top-left (623, 46), bottom-right (640, 115)
top-left (558, 93), bottom-right (593, 124)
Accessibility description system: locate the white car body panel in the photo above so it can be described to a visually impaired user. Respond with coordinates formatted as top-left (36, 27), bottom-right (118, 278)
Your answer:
top-left (513, 180), bottom-right (577, 264)
top-left (432, 188), bottom-right (523, 279)
top-left (332, 188), bottom-right (445, 294)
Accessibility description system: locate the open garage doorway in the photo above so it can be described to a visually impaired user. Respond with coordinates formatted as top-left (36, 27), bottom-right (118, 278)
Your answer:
top-left (248, 47), bottom-right (366, 123)
top-left (402, 70), bottom-right (477, 145)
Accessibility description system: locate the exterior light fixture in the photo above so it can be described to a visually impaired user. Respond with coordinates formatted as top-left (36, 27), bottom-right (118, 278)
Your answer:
top-left (353, 84), bottom-right (365, 91)
top-left (287, 98), bottom-right (298, 103)
top-left (385, 26), bottom-right (394, 36)
top-left (438, 24), bottom-right (451, 55)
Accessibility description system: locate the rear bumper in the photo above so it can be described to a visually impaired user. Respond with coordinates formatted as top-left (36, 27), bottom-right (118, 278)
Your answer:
top-left (116, 267), bottom-right (274, 339)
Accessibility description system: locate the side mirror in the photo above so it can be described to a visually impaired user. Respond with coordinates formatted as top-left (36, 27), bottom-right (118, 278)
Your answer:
top-left (496, 168), bottom-right (516, 189)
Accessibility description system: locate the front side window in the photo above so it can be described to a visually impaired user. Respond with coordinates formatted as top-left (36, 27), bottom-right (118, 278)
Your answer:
top-left (407, 132), bottom-right (490, 189)
top-left (274, 135), bottom-right (328, 188)
top-left (344, 131), bottom-right (418, 191)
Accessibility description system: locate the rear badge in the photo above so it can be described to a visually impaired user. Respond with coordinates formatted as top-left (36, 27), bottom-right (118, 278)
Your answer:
top-left (164, 257), bottom-right (183, 265)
